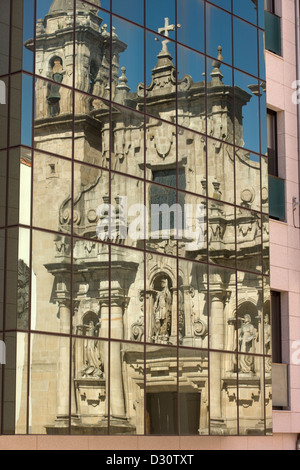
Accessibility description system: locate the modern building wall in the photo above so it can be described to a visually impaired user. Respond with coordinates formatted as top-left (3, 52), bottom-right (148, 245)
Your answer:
top-left (267, 0), bottom-right (300, 445)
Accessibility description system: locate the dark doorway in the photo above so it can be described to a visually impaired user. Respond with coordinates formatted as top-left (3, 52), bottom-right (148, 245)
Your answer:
top-left (179, 393), bottom-right (200, 435)
top-left (146, 392), bottom-right (178, 435)
top-left (146, 392), bottom-right (200, 435)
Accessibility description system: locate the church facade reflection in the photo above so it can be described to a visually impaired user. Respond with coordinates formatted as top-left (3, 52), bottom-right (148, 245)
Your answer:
top-left (12, 0), bottom-right (271, 436)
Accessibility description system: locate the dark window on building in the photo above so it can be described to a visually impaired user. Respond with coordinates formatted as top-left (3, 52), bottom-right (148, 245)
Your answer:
top-left (146, 392), bottom-right (201, 435)
top-left (264, 0), bottom-right (281, 55)
top-left (147, 392), bottom-right (178, 435)
top-left (267, 109), bottom-right (278, 176)
top-left (151, 169), bottom-right (186, 231)
top-left (264, 0), bottom-right (275, 13)
top-left (271, 291), bottom-right (282, 364)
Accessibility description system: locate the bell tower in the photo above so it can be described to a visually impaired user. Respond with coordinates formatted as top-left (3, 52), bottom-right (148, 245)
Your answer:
top-left (26, 0), bottom-right (127, 161)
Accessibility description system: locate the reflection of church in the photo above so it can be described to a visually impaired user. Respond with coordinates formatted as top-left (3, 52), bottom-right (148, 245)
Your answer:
top-left (25, 0), bottom-right (271, 435)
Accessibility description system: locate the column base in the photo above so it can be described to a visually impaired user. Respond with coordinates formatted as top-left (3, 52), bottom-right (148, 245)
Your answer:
top-left (46, 416), bottom-right (136, 435)
top-left (210, 418), bottom-right (227, 435)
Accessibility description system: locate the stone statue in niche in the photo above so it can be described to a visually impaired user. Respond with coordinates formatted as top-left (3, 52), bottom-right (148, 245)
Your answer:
top-left (153, 277), bottom-right (172, 344)
top-left (80, 320), bottom-right (104, 378)
top-left (47, 58), bottom-right (64, 116)
top-left (238, 313), bottom-right (257, 373)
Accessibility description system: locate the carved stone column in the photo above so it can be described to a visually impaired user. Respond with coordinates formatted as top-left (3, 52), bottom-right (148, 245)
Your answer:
top-left (110, 294), bottom-right (127, 419)
top-left (209, 290), bottom-right (226, 433)
top-left (99, 296), bottom-right (110, 418)
top-left (98, 257), bottom-right (138, 433)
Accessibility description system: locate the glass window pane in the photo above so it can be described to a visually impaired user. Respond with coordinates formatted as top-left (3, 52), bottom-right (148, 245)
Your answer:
top-left (263, 279), bottom-right (272, 358)
top-left (262, 214), bottom-right (270, 276)
top-left (17, 228), bottom-right (31, 330)
top-left (179, 349), bottom-right (208, 435)
top-left (146, 0), bottom-right (175, 34)
top-left (9, 74), bottom-right (33, 148)
top-left (74, 91), bottom-right (110, 167)
top-left (209, 265), bottom-right (236, 351)
top-left (236, 151), bottom-right (261, 212)
top-left (208, 199), bottom-right (236, 269)
top-left (207, 56), bottom-right (233, 145)
top-left (206, 4), bottom-right (232, 65)
top-left (112, 17), bottom-right (144, 109)
top-left (145, 30), bottom-right (176, 123)
top-left (5, 229), bottom-right (19, 330)
top-left (2, 333), bottom-right (29, 435)
top-left (259, 31), bottom-right (266, 81)
top-left (261, 156), bottom-right (269, 214)
top-left (210, 351), bottom-right (238, 435)
top-left (0, 230), bottom-right (5, 330)
top-left (207, 138), bottom-right (234, 205)
top-left (111, 103), bottom-right (145, 178)
top-left (178, 192), bottom-right (207, 262)
top-left (75, 3), bottom-right (110, 96)
top-left (178, 127), bottom-right (206, 194)
top-left (72, 337), bottom-right (108, 434)
top-left (111, 173), bottom-right (145, 248)
top-left (237, 271), bottom-right (263, 358)
top-left (11, 0), bottom-right (35, 74)
top-left (177, 45), bottom-right (206, 132)
top-left (71, 163), bottom-right (109, 240)
top-left (32, 152), bottom-right (72, 232)
top-left (29, 333), bottom-right (70, 434)
top-left (109, 245), bottom-right (145, 341)
top-left (233, 0), bottom-right (258, 25)
top-left (233, 17), bottom-right (258, 77)
top-left (265, 356), bottom-right (272, 433)
top-left (146, 182), bottom-right (178, 256)
top-left (113, 0), bottom-right (144, 27)
top-left (5, 228), bottom-right (30, 331)
top-left (177, 0), bottom-right (205, 54)
top-left (34, 77), bottom-right (73, 158)
top-left (178, 259), bottom-right (208, 349)
top-left (260, 83), bottom-right (267, 156)
top-left (7, 148), bottom-right (32, 227)
top-left (258, 0), bottom-right (265, 28)
top-left (36, 0), bottom-right (74, 83)
top-left (236, 209), bottom-right (262, 273)
top-left (146, 345), bottom-right (178, 435)
top-left (209, 0), bottom-right (231, 12)
top-left (146, 254), bottom-right (177, 346)
top-left (0, 76), bottom-right (8, 149)
top-left (0, 152), bottom-right (7, 227)
top-left (20, 148), bottom-right (32, 226)
top-left (31, 230), bottom-right (71, 335)
top-left (15, 332), bottom-right (29, 434)
top-left (238, 355), bottom-right (265, 435)
top-left (0, 0), bottom-right (11, 76)
top-left (235, 70), bottom-right (260, 154)
top-left (146, 118), bottom-right (177, 183)
top-left (110, 342), bottom-right (144, 434)
top-left (73, 238), bottom-right (109, 339)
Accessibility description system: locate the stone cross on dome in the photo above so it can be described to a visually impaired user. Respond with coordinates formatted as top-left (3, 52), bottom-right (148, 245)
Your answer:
top-left (157, 17), bottom-right (181, 53)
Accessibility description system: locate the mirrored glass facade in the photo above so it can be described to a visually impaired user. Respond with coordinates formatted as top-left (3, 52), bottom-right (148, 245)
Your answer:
top-left (0, 0), bottom-right (271, 436)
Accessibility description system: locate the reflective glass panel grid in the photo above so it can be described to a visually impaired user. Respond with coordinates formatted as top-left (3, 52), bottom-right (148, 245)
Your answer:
top-left (0, 0), bottom-right (271, 436)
